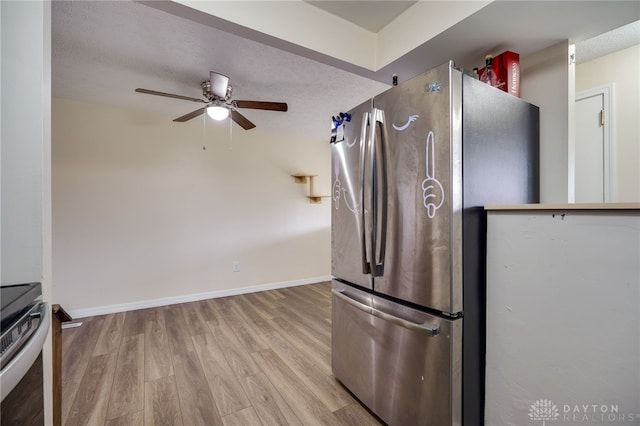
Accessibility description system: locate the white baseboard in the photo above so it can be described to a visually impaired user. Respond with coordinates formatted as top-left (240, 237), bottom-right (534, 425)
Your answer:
top-left (67, 275), bottom-right (332, 319)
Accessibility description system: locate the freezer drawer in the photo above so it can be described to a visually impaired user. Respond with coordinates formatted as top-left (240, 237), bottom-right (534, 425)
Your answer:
top-left (332, 281), bottom-right (461, 426)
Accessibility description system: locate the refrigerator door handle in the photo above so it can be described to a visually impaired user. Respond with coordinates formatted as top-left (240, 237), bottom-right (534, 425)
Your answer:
top-left (371, 108), bottom-right (388, 277)
top-left (360, 112), bottom-right (372, 275)
top-left (332, 289), bottom-right (440, 336)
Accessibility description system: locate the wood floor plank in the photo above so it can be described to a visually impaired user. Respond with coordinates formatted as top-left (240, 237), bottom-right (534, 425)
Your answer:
top-left (281, 281), bottom-right (330, 305)
top-left (268, 314), bottom-right (331, 374)
top-left (145, 315), bottom-right (174, 381)
top-left (333, 403), bottom-right (384, 426)
top-left (105, 410), bottom-right (144, 426)
top-left (244, 292), bottom-right (280, 320)
top-left (252, 349), bottom-right (340, 426)
top-left (253, 290), bottom-right (284, 310)
top-left (285, 290), bottom-right (331, 320)
top-left (122, 310), bottom-right (145, 336)
top-left (208, 295), bottom-right (235, 311)
top-left (145, 376), bottom-right (183, 426)
top-left (282, 288), bottom-right (332, 322)
top-left (65, 352), bottom-right (117, 426)
top-left (203, 298), bottom-right (228, 327)
top-left (163, 307), bottom-right (196, 355)
top-left (305, 282), bottom-right (332, 299)
top-left (61, 324), bottom-right (81, 357)
top-left (278, 303), bottom-right (331, 346)
top-left (180, 301), bottom-right (210, 335)
top-left (172, 350), bottom-right (223, 425)
top-left (263, 330), bottom-right (351, 412)
top-left (137, 306), bottom-right (163, 323)
top-left (107, 334), bottom-right (145, 420)
top-left (268, 289), bottom-right (287, 300)
top-left (226, 299), bottom-right (272, 349)
top-left (62, 317), bottom-right (106, 382)
top-left (192, 333), bottom-right (251, 416)
top-left (93, 312), bottom-right (126, 356)
top-left (287, 284), bottom-right (331, 307)
top-left (240, 373), bottom-right (302, 426)
top-left (61, 379), bottom-right (79, 426)
top-left (232, 294), bottom-right (273, 334)
top-left (221, 407), bottom-right (262, 426)
top-left (198, 299), bottom-right (220, 323)
top-left (207, 320), bottom-right (261, 378)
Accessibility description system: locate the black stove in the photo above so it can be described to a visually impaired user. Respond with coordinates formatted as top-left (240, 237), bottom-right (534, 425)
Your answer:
top-left (1, 282), bottom-right (47, 425)
top-left (1, 282), bottom-right (42, 331)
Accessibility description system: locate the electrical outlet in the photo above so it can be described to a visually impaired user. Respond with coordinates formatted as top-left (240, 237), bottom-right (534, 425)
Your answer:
top-left (232, 261), bottom-right (240, 272)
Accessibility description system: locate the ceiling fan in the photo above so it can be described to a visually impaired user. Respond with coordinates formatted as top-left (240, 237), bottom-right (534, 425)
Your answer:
top-left (135, 71), bottom-right (288, 130)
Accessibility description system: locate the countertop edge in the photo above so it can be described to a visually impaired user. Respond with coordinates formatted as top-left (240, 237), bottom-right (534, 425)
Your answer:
top-left (485, 203), bottom-right (640, 211)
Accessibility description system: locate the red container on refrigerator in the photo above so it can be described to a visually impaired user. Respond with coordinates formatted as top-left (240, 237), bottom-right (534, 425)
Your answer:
top-left (477, 51), bottom-right (520, 97)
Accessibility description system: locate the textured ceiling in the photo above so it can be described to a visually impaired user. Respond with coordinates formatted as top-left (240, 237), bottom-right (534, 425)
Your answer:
top-left (575, 20), bottom-right (640, 64)
top-left (52, 1), bottom-right (639, 144)
top-left (51, 1), bottom-right (389, 142)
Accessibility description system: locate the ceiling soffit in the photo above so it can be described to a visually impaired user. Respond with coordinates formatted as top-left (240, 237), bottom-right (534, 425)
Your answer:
top-left (168, 0), bottom-right (489, 72)
top-left (303, 1), bottom-right (417, 33)
top-left (159, 1), bottom-right (640, 85)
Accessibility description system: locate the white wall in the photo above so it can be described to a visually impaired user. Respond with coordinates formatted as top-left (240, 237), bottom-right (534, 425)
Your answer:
top-left (576, 44), bottom-right (640, 202)
top-left (1, 0), bottom-right (53, 423)
top-left (1, 2), bottom-right (45, 285)
top-left (52, 99), bottom-right (331, 316)
top-left (521, 41), bottom-right (572, 203)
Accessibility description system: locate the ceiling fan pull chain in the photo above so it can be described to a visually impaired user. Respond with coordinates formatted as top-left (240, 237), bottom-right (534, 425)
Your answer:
top-left (202, 112), bottom-right (207, 151)
top-left (228, 115), bottom-right (233, 150)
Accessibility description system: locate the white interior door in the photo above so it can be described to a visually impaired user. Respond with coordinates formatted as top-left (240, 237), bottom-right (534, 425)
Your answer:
top-left (574, 85), bottom-right (613, 202)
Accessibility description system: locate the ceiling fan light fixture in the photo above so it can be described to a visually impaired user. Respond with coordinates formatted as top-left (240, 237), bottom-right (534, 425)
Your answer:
top-left (206, 105), bottom-right (229, 121)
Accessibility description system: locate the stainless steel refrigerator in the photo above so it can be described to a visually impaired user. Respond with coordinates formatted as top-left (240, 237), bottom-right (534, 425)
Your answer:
top-left (330, 61), bottom-right (539, 425)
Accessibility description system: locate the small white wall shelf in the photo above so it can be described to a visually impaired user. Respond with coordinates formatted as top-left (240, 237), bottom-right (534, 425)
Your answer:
top-left (291, 174), bottom-right (330, 204)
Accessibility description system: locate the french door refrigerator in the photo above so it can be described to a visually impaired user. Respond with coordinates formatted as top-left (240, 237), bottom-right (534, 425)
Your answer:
top-left (330, 61), bottom-right (539, 426)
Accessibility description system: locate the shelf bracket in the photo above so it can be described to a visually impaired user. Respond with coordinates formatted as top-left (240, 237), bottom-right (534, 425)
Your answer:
top-left (291, 174), bottom-right (330, 204)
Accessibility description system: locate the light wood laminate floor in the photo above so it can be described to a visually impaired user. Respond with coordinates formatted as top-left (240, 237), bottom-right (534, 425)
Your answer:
top-left (61, 282), bottom-right (384, 426)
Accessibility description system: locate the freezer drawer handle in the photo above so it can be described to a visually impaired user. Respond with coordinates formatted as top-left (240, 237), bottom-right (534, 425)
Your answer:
top-left (332, 289), bottom-right (440, 336)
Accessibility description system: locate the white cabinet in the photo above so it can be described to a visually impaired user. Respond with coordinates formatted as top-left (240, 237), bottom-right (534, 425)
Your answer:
top-left (485, 205), bottom-right (640, 425)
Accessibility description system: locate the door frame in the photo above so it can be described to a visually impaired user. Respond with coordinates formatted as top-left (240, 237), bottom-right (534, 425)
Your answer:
top-left (573, 83), bottom-right (615, 202)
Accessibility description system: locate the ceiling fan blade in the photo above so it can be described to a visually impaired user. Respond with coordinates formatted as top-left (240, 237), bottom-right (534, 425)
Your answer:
top-left (235, 100), bottom-right (288, 112)
top-left (135, 88), bottom-right (206, 103)
top-left (231, 110), bottom-right (256, 130)
top-left (209, 71), bottom-right (229, 99)
top-left (173, 107), bottom-right (206, 122)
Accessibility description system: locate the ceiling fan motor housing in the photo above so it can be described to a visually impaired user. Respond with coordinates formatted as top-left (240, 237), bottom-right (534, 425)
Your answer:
top-left (209, 71), bottom-right (230, 99)
top-left (135, 70), bottom-right (287, 129)
top-left (201, 80), bottom-right (233, 103)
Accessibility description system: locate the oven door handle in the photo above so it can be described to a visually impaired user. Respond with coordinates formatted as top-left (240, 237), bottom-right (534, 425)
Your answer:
top-left (332, 289), bottom-right (439, 336)
top-left (0, 302), bottom-right (49, 401)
